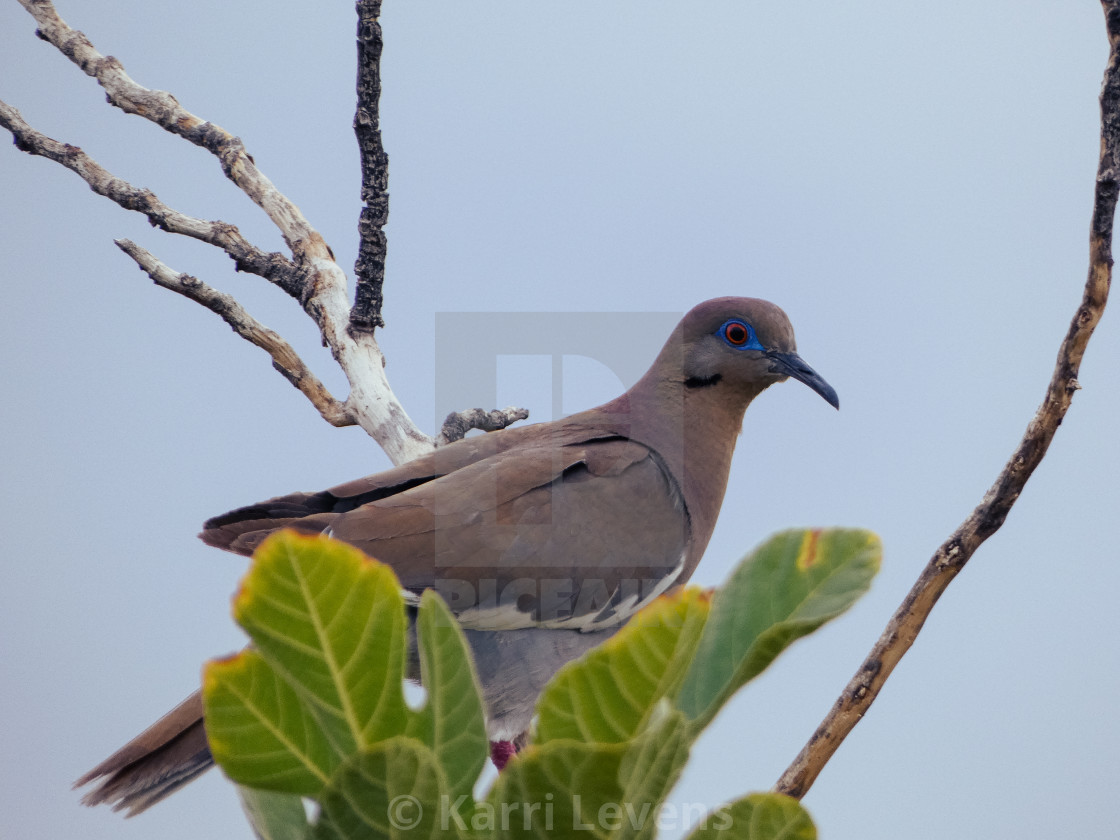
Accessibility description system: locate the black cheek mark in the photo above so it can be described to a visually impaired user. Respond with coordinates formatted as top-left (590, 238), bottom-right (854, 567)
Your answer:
top-left (684, 373), bottom-right (722, 389)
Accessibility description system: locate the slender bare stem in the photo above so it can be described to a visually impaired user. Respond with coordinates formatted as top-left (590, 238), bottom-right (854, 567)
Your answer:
top-left (0, 99), bottom-right (296, 288)
top-left (116, 240), bottom-right (354, 427)
top-left (774, 3), bottom-right (1117, 799)
top-left (352, 0), bottom-right (389, 332)
top-left (17, 0), bottom-right (333, 271)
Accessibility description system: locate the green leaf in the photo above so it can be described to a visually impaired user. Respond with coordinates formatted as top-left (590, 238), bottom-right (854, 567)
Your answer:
top-left (682, 794), bottom-right (816, 840)
top-left (204, 649), bottom-right (338, 794)
top-left (231, 532), bottom-right (410, 752)
top-left (204, 531), bottom-right (488, 805)
top-left (675, 529), bottom-right (881, 729)
top-left (237, 787), bottom-right (311, 840)
top-left (314, 737), bottom-right (454, 840)
top-left (406, 590), bottom-right (488, 800)
top-left (535, 587), bottom-right (710, 744)
top-left (204, 528), bottom-right (876, 840)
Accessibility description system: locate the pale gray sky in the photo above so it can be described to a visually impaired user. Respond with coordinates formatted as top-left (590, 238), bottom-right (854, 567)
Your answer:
top-left (1, 2), bottom-right (1116, 839)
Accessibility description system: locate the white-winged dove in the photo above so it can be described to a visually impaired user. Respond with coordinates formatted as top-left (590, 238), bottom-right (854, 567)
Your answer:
top-left (76, 297), bottom-right (838, 814)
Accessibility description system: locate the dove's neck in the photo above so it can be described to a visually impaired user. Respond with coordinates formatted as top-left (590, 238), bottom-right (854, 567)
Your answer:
top-left (592, 373), bottom-right (765, 575)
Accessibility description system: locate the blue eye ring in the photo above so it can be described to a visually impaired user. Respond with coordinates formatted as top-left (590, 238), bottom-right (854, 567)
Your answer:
top-left (719, 319), bottom-right (764, 351)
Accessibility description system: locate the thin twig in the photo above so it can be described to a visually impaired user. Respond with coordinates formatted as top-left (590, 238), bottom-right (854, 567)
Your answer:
top-left (774, 3), bottom-right (1117, 799)
top-left (352, 0), bottom-right (389, 332)
top-left (0, 99), bottom-right (297, 290)
top-left (17, 0), bottom-right (333, 274)
top-left (436, 407), bottom-right (531, 446)
top-left (116, 239), bottom-right (354, 427)
top-left (13, 0), bottom-right (438, 465)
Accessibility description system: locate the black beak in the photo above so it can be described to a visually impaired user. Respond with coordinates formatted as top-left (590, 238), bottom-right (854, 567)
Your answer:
top-left (765, 351), bottom-right (840, 409)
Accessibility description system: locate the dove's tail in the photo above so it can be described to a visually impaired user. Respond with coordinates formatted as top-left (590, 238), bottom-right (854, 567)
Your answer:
top-left (74, 690), bottom-right (211, 816)
top-left (199, 490), bottom-right (339, 556)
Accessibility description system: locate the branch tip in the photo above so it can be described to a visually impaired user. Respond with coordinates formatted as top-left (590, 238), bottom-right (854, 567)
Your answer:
top-left (437, 407), bottom-right (531, 446)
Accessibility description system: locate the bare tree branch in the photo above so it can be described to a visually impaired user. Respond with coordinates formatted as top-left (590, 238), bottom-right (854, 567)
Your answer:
top-left (352, 0), bottom-right (389, 332)
top-left (115, 239), bottom-right (354, 427)
top-left (774, 2), bottom-right (1118, 799)
top-left (0, 99), bottom-right (297, 289)
top-left (10, 0), bottom-right (445, 465)
top-left (17, 0), bottom-right (332, 272)
top-left (437, 407), bottom-right (532, 447)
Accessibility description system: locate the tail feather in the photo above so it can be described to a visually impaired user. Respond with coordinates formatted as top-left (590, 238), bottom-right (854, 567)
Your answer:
top-left (75, 691), bottom-right (212, 817)
top-left (199, 490), bottom-right (340, 555)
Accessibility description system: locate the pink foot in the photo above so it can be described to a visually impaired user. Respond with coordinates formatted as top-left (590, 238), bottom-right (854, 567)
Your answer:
top-left (489, 740), bottom-right (517, 770)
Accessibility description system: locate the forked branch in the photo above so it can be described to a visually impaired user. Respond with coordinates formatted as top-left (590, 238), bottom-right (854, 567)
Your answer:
top-left (775, 1), bottom-right (1117, 798)
top-left (5, 0), bottom-right (528, 465)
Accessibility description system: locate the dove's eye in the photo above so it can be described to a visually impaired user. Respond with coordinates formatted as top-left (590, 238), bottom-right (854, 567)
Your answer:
top-left (719, 319), bottom-right (761, 350)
